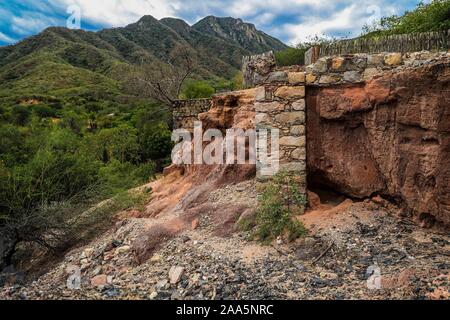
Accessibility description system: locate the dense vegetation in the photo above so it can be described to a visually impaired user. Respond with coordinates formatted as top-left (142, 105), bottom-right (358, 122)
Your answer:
top-left (275, 47), bottom-right (307, 67)
top-left (362, 0), bottom-right (450, 37)
top-left (0, 15), bottom-right (286, 268)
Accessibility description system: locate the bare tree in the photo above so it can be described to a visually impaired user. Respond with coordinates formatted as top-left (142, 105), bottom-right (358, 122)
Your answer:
top-left (125, 44), bottom-right (197, 105)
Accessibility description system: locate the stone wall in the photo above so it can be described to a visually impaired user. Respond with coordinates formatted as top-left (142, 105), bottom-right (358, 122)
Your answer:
top-left (244, 50), bottom-right (449, 226)
top-left (254, 71), bottom-right (307, 197)
top-left (173, 99), bottom-right (212, 130)
top-left (305, 51), bottom-right (449, 85)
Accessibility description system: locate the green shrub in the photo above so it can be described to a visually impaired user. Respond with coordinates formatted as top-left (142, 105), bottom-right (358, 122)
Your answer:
top-left (138, 122), bottom-right (173, 162)
top-left (275, 47), bottom-right (307, 66)
top-left (11, 105), bottom-right (31, 126)
top-left (32, 104), bottom-right (57, 118)
top-left (362, 0), bottom-right (450, 37)
top-left (252, 171), bottom-right (307, 243)
top-left (181, 80), bottom-right (215, 99)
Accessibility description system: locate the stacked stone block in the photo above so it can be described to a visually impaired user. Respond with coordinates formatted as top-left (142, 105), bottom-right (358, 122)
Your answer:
top-left (173, 99), bottom-right (212, 131)
top-left (305, 51), bottom-right (449, 85)
top-left (255, 71), bottom-right (307, 194)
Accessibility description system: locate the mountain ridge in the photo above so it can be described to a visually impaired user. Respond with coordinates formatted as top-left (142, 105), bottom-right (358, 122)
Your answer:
top-left (0, 15), bottom-right (288, 102)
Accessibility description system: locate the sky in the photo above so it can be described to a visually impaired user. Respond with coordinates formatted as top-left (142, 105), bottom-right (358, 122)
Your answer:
top-left (0, 0), bottom-right (423, 47)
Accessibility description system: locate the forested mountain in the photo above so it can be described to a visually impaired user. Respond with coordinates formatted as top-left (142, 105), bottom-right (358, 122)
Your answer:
top-left (0, 16), bottom-right (287, 270)
top-left (0, 15), bottom-right (288, 100)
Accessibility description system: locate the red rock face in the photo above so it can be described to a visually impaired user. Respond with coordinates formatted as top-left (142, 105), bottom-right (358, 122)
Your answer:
top-left (307, 60), bottom-right (450, 225)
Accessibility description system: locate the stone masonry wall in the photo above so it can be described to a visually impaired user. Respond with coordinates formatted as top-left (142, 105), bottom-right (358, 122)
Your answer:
top-left (243, 50), bottom-right (449, 225)
top-left (173, 99), bottom-right (212, 130)
top-left (305, 51), bottom-right (449, 85)
top-left (254, 71), bottom-right (307, 197)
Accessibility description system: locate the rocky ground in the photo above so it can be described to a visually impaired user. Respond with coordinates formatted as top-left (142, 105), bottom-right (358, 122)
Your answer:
top-left (0, 179), bottom-right (448, 300)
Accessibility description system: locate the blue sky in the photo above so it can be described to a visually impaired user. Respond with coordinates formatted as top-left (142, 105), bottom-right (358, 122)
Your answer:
top-left (0, 0), bottom-right (423, 46)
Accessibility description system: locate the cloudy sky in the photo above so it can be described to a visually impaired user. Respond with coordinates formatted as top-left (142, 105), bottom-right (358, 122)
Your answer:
top-left (0, 0), bottom-right (423, 46)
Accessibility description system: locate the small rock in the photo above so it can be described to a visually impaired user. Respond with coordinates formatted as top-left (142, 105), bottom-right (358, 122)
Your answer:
top-left (115, 245), bottom-right (131, 255)
top-left (150, 291), bottom-right (158, 300)
top-left (156, 279), bottom-right (169, 290)
top-left (169, 266), bottom-right (185, 285)
top-left (91, 275), bottom-right (108, 287)
top-left (191, 219), bottom-right (200, 230)
top-left (81, 248), bottom-right (94, 259)
top-left (112, 239), bottom-right (122, 248)
top-left (372, 195), bottom-right (384, 205)
top-left (150, 254), bottom-right (161, 263)
top-left (92, 266), bottom-right (102, 276)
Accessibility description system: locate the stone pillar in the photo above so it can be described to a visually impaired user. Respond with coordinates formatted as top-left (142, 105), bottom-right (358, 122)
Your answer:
top-left (255, 71), bottom-right (307, 195)
top-left (242, 51), bottom-right (277, 89)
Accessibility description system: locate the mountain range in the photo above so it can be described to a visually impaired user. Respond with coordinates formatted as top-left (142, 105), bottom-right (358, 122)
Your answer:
top-left (0, 15), bottom-right (288, 103)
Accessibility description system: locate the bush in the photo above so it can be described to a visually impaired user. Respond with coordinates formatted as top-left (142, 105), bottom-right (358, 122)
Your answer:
top-left (252, 171), bottom-right (307, 243)
top-left (138, 122), bottom-right (173, 162)
top-left (32, 104), bottom-right (57, 118)
top-left (275, 47), bottom-right (307, 66)
top-left (11, 105), bottom-right (31, 126)
top-left (181, 80), bottom-right (215, 99)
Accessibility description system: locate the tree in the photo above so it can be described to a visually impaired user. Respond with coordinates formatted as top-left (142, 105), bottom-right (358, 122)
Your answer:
top-left (87, 125), bottom-right (140, 164)
top-left (362, 0), bottom-right (450, 37)
top-left (125, 44), bottom-right (197, 105)
top-left (181, 80), bottom-right (215, 99)
top-left (138, 122), bottom-right (173, 162)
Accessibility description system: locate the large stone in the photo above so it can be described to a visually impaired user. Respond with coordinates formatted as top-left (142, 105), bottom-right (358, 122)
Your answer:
top-left (279, 161), bottom-right (306, 172)
top-left (255, 113), bottom-right (271, 125)
top-left (280, 136), bottom-right (305, 147)
top-left (343, 71), bottom-right (362, 83)
top-left (274, 112), bottom-right (305, 125)
top-left (367, 54), bottom-right (385, 67)
top-left (255, 101), bottom-right (285, 112)
top-left (255, 86), bottom-right (266, 101)
top-left (313, 58), bottom-right (329, 73)
top-left (331, 57), bottom-right (346, 71)
top-left (363, 68), bottom-right (380, 80)
top-left (291, 147), bottom-right (306, 160)
top-left (319, 74), bottom-right (341, 84)
top-left (292, 100), bottom-right (306, 111)
top-left (290, 125), bottom-right (305, 135)
top-left (115, 245), bottom-right (131, 255)
top-left (274, 86), bottom-right (305, 99)
top-left (266, 71), bottom-right (288, 83)
top-left (384, 53), bottom-right (403, 66)
top-left (306, 73), bottom-right (317, 84)
top-left (288, 72), bottom-right (306, 84)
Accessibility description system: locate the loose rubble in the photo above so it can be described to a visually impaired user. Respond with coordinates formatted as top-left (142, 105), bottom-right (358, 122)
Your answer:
top-left (0, 180), bottom-right (448, 300)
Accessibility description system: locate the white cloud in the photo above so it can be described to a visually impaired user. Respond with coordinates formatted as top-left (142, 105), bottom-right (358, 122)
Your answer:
top-left (0, 32), bottom-right (16, 43)
top-left (280, 1), bottom-right (405, 44)
top-left (12, 15), bottom-right (59, 35)
top-left (2, 0), bottom-right (418, 45)
top-left (59, 0), bottom-right (179, 27)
